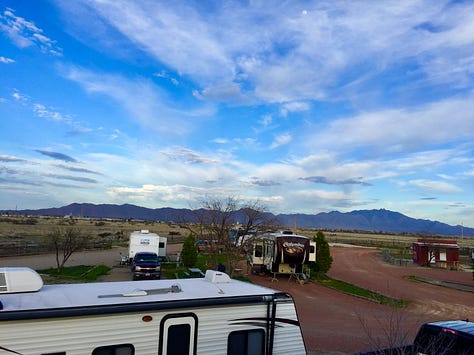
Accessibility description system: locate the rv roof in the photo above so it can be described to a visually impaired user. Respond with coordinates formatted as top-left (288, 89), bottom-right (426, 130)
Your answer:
top-left (0, 270), bottom-right (279, 315)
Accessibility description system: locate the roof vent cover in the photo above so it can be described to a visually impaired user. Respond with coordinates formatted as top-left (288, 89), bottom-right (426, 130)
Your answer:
top-left (0, 267), bottom-right (43, 294)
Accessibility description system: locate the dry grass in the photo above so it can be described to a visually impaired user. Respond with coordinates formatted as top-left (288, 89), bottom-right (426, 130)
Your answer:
top-left (0, 215), bottom-right (188, 256)
top-left (1, 215), bottom-right (473, 259)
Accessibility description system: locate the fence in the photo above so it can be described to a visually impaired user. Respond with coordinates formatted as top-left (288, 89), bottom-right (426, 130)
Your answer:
top-left (0, 240), bottom-right (113, 257)
top-left (380, 249), bottom-right (413, 267)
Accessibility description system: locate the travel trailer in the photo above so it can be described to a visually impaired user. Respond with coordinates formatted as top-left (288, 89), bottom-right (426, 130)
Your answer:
top-left (249, 231), bottom-right (316, 276)
top-left (0, 267), bottom-right (307, 355)
top-left (128, 230), bottom-right (167, 262)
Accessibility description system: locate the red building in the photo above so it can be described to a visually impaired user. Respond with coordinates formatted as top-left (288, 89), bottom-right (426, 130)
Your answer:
top-left (412, 239), bottom-right (460, 269)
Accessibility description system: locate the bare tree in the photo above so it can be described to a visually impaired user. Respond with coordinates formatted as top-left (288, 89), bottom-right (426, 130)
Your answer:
top-left (182, 196), bottom-right (275, 273)
top-left (47, 227), bottom-right (88, 273)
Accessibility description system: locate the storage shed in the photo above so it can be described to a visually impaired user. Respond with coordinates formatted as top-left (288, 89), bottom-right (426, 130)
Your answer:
top-left (412, 239), bottom-right (459, 269)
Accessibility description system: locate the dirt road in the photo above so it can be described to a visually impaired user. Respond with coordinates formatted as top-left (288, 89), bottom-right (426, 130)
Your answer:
top-left (1, 244), bottom-right (473, 354)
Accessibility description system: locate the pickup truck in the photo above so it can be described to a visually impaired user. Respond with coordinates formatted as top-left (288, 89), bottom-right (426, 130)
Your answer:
top-left (131, 251), bottom-right (161, 280)
top-left (355, 320), bottom-right (474, 355)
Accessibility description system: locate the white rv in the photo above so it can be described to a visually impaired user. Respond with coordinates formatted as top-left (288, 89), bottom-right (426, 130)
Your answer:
top-left (129, 230), bottom-right (167, 262)
top-left (0, 267), bottom-right (307, 355)
top-left (249, 231), bottom-right (316, 276)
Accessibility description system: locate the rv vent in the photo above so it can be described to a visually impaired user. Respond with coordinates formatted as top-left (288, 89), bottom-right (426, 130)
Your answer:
top-left (204, 270), bottom-right (231, 283)
top-left (0, 267), bottom-right (43, 294)
top-left (0, 272), bottom-right (7, 292)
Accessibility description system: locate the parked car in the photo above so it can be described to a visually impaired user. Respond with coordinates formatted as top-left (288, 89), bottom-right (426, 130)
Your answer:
top-left (355, 319), bottom-right (474, 354)
top-left (131, 251), bottom-right (161, 280)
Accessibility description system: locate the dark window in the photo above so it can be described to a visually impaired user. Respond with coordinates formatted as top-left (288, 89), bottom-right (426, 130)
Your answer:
top-left (159, 313), bottom-right (197, 355)
top-left (309, 245), bottom-right (315, 253)
top-left (159, 242), bottom-right (165, 248)
top-left (92, 344), bottom-right (134, 355)
top-left (228, 329), bottom-right (265, 355)
top-left (414, 326), bottom-right (474, 355)
top-left (254, 245), bottom-right (263, 258)
top-left (167, 324), bottom-right (191, 355)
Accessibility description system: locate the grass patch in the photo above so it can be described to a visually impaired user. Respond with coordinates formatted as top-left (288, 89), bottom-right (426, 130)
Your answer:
top-left (38, 265), bottom-right (110, 282)
top-left (161, 253), bottom-right (249, 281)
top-left (317, 274), bottom-right (409, 307)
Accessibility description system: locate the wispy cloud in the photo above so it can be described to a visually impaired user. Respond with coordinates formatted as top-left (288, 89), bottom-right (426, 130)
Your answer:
top-left (270, 133), bottom-right (292, 149)
top-left (54, 164), bottom-right (101, 175)
top-left (301, 176), bottom-right (371, 186)
top-left (161, 147), bottom-right (219, 164)
top-left (44, 173), bottom-right (97, 184)
top-left (407, 179), bottom-right (461, 193)
top-left (0, 155), bottom-right (25, 162)
top-left (34, 150), bottom-right (78, 163)
top-left (306, 95), bottom-right (474, 156)
top-left (63, 65), bottom-right (210, 135)
top-left (0, 56), bottom-right (15, 63)
top-left (33, 103), bottom-right (71, 123)
top-left (0, 7), bottom-right (62, 56)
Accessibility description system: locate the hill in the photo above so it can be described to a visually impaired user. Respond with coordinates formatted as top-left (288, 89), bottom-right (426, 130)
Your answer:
top-left (2, 203), bottom-right (472, 237)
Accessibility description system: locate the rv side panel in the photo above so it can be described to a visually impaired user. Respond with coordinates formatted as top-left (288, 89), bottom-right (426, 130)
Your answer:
top-left (0, 302), bottom-right (305, 354)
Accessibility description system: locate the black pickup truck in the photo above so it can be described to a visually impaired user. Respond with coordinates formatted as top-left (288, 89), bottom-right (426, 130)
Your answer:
top-left (131, 251), bottom-right (161, 280)
top-left (355, 320), bottom-right (474, 355)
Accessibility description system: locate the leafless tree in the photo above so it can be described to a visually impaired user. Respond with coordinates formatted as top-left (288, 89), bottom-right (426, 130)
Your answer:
top-left (182, 196), bottom-right (275, 273)
top-left (46, 227), bottom-right (88, 273)
top-left (358, 305), bottom-right (414, 354)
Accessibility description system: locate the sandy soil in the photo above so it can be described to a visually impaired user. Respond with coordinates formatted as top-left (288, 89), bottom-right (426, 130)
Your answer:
top-left (1, 244), bottom-right (473, 354)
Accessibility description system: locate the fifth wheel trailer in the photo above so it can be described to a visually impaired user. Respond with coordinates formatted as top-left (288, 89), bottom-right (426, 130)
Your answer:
top-left (248, 231), bottom-right (316, 276)
top-left (0, 267), bottom-right (307, 355)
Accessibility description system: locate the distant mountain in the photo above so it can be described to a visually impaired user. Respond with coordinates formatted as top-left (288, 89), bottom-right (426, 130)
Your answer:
top-left (2, 203), bottom-right (472, 237)
top-left (276, 209), bottom-right (471, 237)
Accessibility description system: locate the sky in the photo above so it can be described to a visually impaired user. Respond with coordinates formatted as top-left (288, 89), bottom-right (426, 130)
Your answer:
top-left (1, 1), bottom-right (474, 228)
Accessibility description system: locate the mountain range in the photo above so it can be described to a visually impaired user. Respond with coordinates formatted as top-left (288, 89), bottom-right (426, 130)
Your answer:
top-left (2, 203), bottom-right (472, 237)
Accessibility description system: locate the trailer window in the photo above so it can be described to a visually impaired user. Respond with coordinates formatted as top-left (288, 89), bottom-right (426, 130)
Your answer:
top-left (228, 329), bottom-right (264, 355)
top-left (92, 344), bottom-right (134, 355)
top-left (254, 245), bottom-right (263, 257)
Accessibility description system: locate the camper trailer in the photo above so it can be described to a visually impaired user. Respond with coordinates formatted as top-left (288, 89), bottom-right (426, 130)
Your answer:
top-left (0, 267), bottom-right (306, 355)
top-left (249, 231), bottom-right (316, 276)
top-left (129, 230), bottom-right (167, 262)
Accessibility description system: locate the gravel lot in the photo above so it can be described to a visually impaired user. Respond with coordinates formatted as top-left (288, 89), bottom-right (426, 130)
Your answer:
top-left (1, 244), bottom-right (473, 354)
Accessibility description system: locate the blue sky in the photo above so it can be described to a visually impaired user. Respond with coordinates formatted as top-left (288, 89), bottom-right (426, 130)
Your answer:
top-left (1, 1), bottom-right (474, 228)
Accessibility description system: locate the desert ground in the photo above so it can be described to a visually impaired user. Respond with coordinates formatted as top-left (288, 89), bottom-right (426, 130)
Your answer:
top-left (1, 244), bottom-right (473, 354)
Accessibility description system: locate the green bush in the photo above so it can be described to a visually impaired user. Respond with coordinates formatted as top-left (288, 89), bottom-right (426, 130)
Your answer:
top-left (181, 234), bottom-right (198, 267)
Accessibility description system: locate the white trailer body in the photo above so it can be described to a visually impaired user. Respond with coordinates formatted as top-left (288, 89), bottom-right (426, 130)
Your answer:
top-left (250, 231), bottom-right (316, 275)
top-left (129, 230), bottom-right (167, 261)
top-left (0, 268), bottom-right (306, 355)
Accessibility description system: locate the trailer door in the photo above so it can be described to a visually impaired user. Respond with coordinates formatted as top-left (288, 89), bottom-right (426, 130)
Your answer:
top-left (159, 313), bottom-right (197, 355)
top-left (309, 241), bottom-right (316, 262)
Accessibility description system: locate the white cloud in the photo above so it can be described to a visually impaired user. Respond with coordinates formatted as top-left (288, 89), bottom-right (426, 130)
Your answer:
top-left (64, 66), bottom-right (201, 135)
top-left (280, 101), bottom-right (310, 117)
top-left (306, 94), bottom-right (474, 156)
top-left (54, 1), bottom-right (474, 108)
top-left (0, 56), bottom-right (15, 63)
top-left (0, 8), bottom-right (62, 55)
top-left (33, 103), bottom-right (69, 123)
top-left (407, 179), bottom-right (462, 193)
top-left (270, 133), bottom-right (292, 149)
